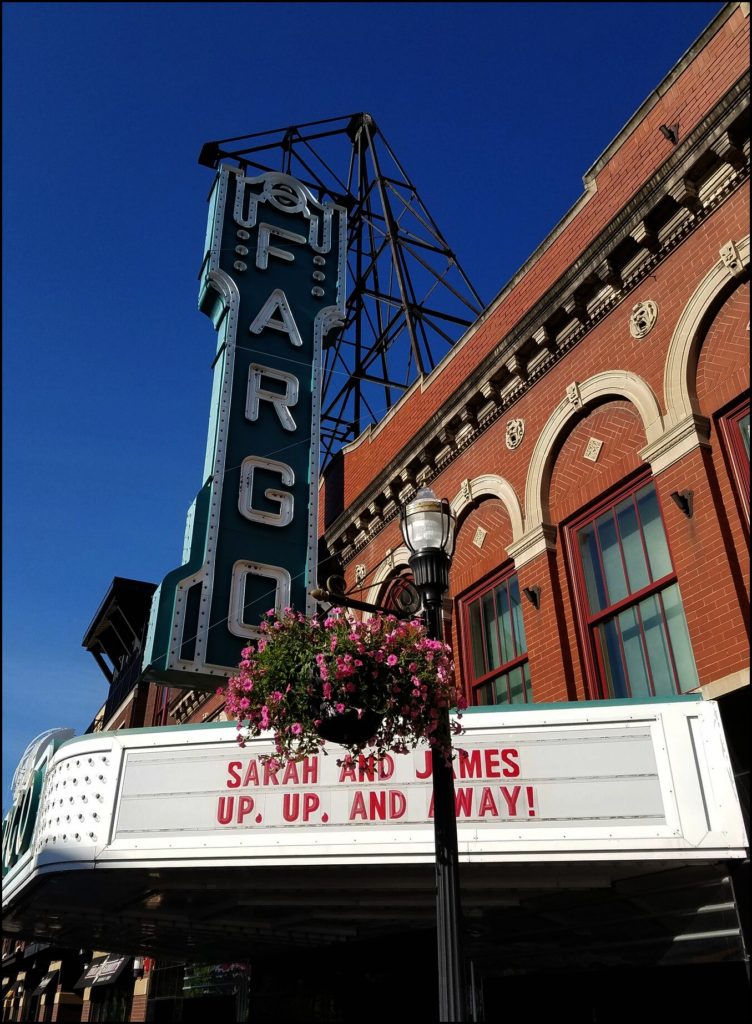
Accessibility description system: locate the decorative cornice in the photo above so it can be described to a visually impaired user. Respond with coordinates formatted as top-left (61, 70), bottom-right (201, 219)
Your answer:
top-left (170, 688), bottom-right (212, 725)
top-left (582, 4), bottom-right (739, 185)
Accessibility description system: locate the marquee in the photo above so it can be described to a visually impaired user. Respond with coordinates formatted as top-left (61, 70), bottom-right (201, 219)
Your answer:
top-left (3, 699), bottom-right (746, 910)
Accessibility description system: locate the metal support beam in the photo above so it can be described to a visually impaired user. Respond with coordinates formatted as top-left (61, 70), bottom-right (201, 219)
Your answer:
top-left (198, 113), bottom-right (484, 466)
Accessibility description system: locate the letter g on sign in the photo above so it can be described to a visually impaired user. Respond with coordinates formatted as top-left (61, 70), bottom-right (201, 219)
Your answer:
top-left (238, 457), bottom-right (294, 527)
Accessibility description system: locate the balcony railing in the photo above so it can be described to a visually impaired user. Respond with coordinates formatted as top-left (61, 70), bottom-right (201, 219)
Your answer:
top-left (102, 652), bottom-right (143, 725)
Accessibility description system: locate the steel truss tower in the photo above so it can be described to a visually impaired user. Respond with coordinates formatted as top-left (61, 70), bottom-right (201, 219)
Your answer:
top-left (199, 113), bottom-right (484, 467)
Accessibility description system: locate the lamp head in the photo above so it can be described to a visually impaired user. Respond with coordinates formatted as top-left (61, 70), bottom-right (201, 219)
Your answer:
top-left (400, 487), bottom-right (456, 558)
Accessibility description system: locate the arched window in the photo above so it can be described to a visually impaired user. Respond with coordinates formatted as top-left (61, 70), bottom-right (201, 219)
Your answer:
top-left (565, 476), bottom-right (699, 700)
top-left (458, 566), bottom-right (531, 706)
top-left (380, 570), bottom-right (420, 617)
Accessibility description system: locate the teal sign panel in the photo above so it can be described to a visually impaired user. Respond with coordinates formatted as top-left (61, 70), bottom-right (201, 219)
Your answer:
top-left (143, 169), bottom-right (347, 688)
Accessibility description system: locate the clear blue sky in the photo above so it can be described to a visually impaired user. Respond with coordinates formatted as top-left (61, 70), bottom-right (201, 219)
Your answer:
top-left (2, 1), bottom-right (724, 809)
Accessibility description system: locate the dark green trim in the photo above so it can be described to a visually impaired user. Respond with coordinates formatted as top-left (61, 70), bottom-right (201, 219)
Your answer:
top-left (460, 695), bottom-right (703, 714)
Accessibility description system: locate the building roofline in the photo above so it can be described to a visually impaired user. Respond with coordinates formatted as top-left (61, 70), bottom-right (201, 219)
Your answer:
top-left (81, 577), bottom-right (156, 648)
top-left (584, 2), bottom-right (738, 186)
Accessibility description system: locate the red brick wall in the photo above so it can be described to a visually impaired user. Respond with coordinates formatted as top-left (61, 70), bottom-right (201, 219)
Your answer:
top-left (448, 499), bottom-right (516, 693)
top-left (696, 278), bottom-right (750, 607)
top-left (130, 992), bottom-right (147, 1022)
top-left (548, 401), bottom-right (646, 523)
top-left (452, 499), bottom-right (515, 598)
top-left (189, 691), bottom-right (227, 723)
top-left (544, 401), bottom-right (648, 700)
top-left (142, 682), bottom-right (165, 728)
top-left (696, 280), bottom-right (750, 410)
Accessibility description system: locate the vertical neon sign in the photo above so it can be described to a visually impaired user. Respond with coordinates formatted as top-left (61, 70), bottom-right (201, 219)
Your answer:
top-left (144, 169), bottom-right (346, 688)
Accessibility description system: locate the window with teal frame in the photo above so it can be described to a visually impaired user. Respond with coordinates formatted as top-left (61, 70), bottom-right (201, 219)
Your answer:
top-left (569, 478), bottom-right (699, 700)
top-left (461, 568), bottom-right (532, 706)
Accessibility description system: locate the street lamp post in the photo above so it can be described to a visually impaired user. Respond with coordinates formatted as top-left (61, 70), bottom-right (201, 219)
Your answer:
top-left (401, 487), bottom-right (467, 1023)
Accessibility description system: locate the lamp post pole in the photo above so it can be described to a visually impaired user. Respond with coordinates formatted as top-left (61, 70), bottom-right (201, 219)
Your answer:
top-left (402, 489), bottom-right (467, 1023)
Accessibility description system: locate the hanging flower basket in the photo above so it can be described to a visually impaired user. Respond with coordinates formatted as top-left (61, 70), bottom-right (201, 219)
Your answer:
top-left (219, 607), bottom-right (466, 763)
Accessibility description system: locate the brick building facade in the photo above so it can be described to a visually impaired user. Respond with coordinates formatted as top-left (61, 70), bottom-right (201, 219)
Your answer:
top-left (316, 4), bottom-right (749, 731)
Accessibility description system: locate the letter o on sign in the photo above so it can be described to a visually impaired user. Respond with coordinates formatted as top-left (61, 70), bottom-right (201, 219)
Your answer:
top-left (2, 768), bottom-right (43, 874)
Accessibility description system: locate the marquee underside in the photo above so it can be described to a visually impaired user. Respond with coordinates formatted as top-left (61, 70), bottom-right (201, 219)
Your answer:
top-left (3, 858), bottom-right (744, 972)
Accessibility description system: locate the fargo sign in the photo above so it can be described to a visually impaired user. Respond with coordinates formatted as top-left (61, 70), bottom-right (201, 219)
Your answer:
top-left (143, 169), bottom-right (347, 688)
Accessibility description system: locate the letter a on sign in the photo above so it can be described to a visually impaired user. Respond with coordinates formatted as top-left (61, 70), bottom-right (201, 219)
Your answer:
top-left (249, 289), bottom-right (304, 347)
top-left (143, 169), bottom-right (346, 688)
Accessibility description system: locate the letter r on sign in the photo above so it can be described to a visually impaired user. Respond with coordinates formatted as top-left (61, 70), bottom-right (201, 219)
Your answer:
top-left (246, 364), bottom-right (299, 432)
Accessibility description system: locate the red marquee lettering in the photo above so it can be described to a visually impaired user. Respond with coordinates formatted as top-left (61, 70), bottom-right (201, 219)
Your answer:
top-left (238, 796), bottom-right (254, 823)
top-left (455, 788), bottom-right (474, 817)
top-left (526, 786), bottom-right (536, 816)
top-left (214, 794), bottom-right (257, 825)
top-left (263, 761), bottom-right (281, 786)
top-left (457, 750), bottom-right (482, 779)
top-left (217, 796), bottom-right (234, 824)
top-left (282, 793), bottom-right (299, 821)
top-left (242, 760), bottom-right (259, 787)
top-left (500, 786), bottom-right (521, 816)
top-left (353, 790), bottom-right (407, 819)
top-left (301, 756), bottom-right (318, 784)
top-left (484, 750), bottom-right (501, 778)
top-left (302, 793), bottom-right (320, 821)
top-left (369, 790), bottom-right (387, 820)
top-left (416, 751), bottom-right (432, 779)
top-left (389, 790), bottom-right (406, 819)
top-left (339, 761), bottom-right (357, 783)
top-left (226, 762), bottom-right (242, 788)
top-left (282, 762), bottom-right (300, 785)
top-left (353, 754), bottom-right (395, 782)
top-left (501, 749), bottom-right (520, 778)
top-left (349, 791), bottom-right (368, 821)
top-left (478, 787), bottom-right (499, 817)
